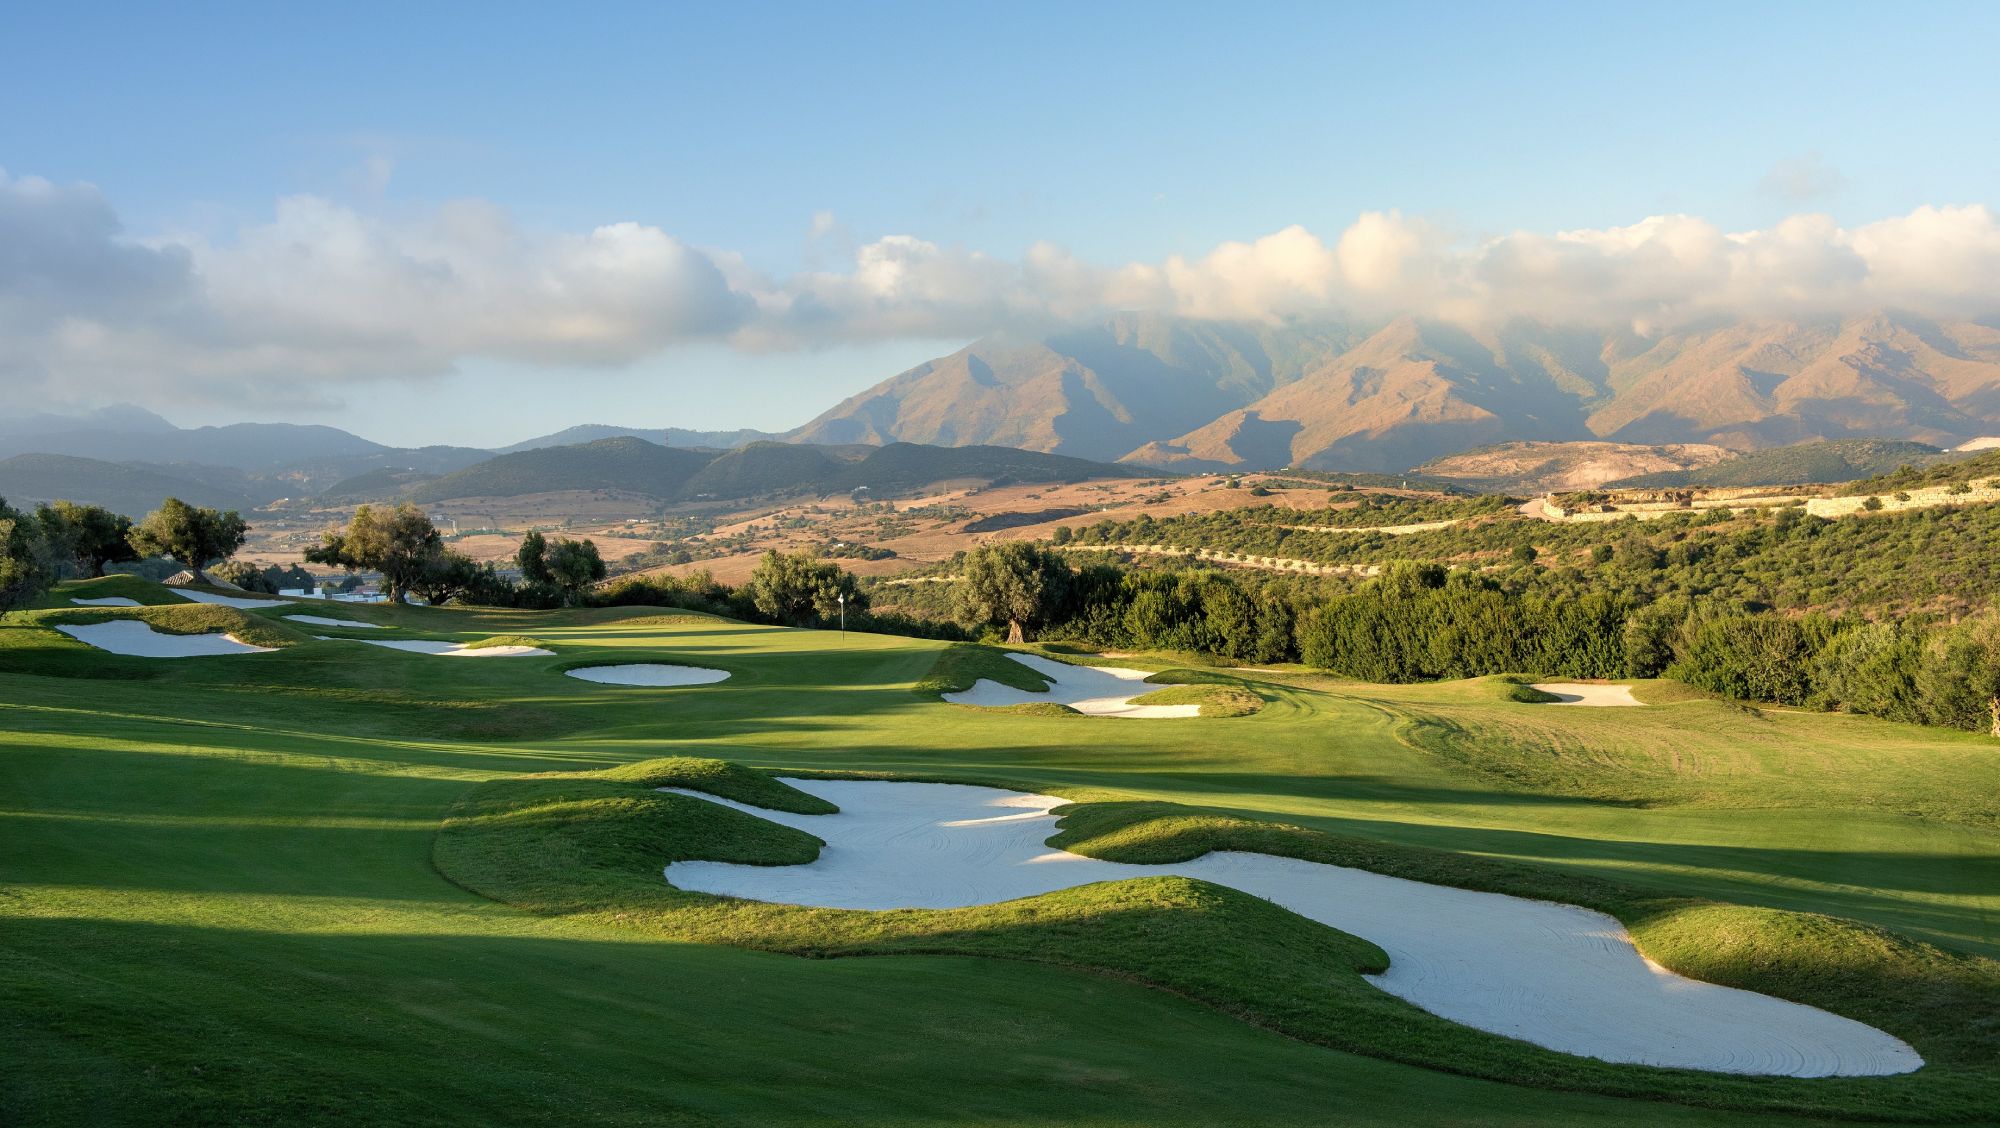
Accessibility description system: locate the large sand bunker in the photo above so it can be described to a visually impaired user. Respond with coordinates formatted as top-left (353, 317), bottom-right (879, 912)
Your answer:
top-left (1532, 682), bottom-right (1643, 706)
top-left (943, 654), bottom-right (1200, 717)
top-left (284, 614), bottom-right (387, 629)
top-left (57, 621), bottom-right (275, 658)
top-left (663, 779), bottom-right (1920, 1077)
top-left (340, 638), bottom-right (553, 657)
top-left (171, 589), bottom-right (287, 610)
top-left (566, 664), bottom-right (730, 686)
top-left (71, 596), bottom-right (141, 607)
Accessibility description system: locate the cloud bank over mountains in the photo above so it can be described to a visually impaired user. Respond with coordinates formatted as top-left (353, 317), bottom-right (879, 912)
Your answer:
top-left (4, 166), bottom-right (1999, 409)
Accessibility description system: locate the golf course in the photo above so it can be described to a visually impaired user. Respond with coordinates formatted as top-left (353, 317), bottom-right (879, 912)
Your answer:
top-left (5, 576), bottom-right (1996, 1126)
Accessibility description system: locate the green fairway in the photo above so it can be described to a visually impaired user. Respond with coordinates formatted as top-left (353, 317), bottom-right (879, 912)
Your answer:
top-left (4, 580), bottom-right (1996, 1126)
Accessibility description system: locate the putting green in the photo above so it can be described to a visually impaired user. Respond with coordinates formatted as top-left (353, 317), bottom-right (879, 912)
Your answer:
top-left (2, 580), bottom-right (1995, 1126)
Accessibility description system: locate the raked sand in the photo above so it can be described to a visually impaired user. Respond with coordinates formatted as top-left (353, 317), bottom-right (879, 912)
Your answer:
top-left (664, 779), bottom-right (1920, 1078)
top-left (943, 653), bottom-right (1200, 717)
top-left (339, 638), bottom-right (554, 657)
top-left (57, 621), bottom-right (274, 657)
top-left (71, 596), bottom-right (141, 607)
top-left (285, 614), bottom-right (387, 629)
top-left (1532, 682), bottom-right (1644, 706)
top-left (566, 664), bottom-right (730, 686)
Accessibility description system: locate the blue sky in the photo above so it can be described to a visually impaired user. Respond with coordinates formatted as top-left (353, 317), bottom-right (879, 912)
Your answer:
top-left (4, 1), bottom-right (1998, 447)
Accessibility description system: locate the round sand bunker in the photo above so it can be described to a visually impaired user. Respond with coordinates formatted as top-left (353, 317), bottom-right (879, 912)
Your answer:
top-left (1532, 682), bottom-right (1643, 706)
top-left (566, 664), bottom-right (730, 686)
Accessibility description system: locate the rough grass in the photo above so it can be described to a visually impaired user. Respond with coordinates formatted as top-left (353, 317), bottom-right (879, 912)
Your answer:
top-left (436, 758), bottom-right (2000, 1122)
top-left (915, 642), bottom-right (1051, 696)
top-left (459, 634), bottom-right (550, 650)
top-left (1128, 683), bottom-right (1264, 717)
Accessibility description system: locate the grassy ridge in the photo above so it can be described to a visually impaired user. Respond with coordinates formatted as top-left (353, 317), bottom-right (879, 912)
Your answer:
top-left (438, 758), bottom-right (1999, 1122)
top-left (916, 642), bottom-right (1053, 695)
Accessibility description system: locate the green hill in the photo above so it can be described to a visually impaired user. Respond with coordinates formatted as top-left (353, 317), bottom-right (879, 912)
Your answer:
top-left (681, 442), bottom-right (845, 500)
top-left (0, 453), bottom-right (256, 517)
top-left (319, 467), bottom-right (438, 503)
top-left (1607, 439), bottom-right (1951, 489)
top-left (409, 437), bottom-right (719, 502)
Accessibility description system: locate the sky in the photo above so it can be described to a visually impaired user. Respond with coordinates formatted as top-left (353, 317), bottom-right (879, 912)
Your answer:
top-left (3, 1), bottom-right (1999, 448)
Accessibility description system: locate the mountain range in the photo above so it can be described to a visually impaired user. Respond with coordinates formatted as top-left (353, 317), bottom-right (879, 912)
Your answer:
top-left (11, 309), bottom-right (2000, 516)
top-left (797, 311), bottom-right (2000, 471)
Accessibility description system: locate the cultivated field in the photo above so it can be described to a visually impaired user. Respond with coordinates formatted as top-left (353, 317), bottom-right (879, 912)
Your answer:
top-left (3, 577), bottom-right (1996, 1125)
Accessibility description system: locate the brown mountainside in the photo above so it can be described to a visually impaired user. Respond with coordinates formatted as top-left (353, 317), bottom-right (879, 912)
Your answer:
top-left (792, 312), bottom-right (2000, 472)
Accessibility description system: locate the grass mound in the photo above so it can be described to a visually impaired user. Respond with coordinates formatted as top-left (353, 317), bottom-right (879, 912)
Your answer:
top-left (436, 760), bottom-right (2000, 1122)
top-left (30, 575), bottom-right (181, 608)
top-left (460, 634), bottom-right (550, 651)
top-left (31, 603), bottom-right (306, 650)
top-left (598, 756), bottom-right (838, 814)
top-left (1129, 684), bottom-right (1263, 717)
top-left (915, 643), bottom-right (1051, 696)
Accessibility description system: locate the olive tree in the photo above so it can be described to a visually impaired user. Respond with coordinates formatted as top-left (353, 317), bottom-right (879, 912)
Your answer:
top-left (746, 550), bottom-right (865, 627)
top-left (543, 537), bottom-right (606, 604)
top-left (305, 503), bottom-right (444, 603)
top-left (955, 541), bottom-right (1074, 643)
top-left (128, 498), bottom-right (249, 585)
top-left (37, 501), bottom-right (137, 577)
top-left (0, 496), bottom-right (55, 609)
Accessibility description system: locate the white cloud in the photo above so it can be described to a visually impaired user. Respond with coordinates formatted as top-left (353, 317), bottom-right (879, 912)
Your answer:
top-left (4, 166), bottom-right (1999, 411)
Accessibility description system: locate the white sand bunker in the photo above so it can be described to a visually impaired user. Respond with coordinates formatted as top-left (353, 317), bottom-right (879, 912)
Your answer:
top-left (71, 596), bottom-right (141, 607)
top-left (57, 620), bottom-right (274, 658)
top-left (171, 589), bottom-right (286, 609)
top-left (664, 779), bottom-right (1920, 1077)
top-left (284, 614), bottom-right (387, 629)
top-left (566, 664), bottom-right (729, 686)
top-left (1533, 682), bottom-right (1643, 706)
top-left (342, 638), bottom-right (553, 657)
top-left (944, 653), bottom-right (1199, 717)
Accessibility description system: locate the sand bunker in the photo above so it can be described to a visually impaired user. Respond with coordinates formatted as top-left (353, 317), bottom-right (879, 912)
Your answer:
top-left (1533, 683), bottom-right (1643, 706)
top-left (566, 664), bottom-right (730, 686)
top-left (171, 589), bottom-right (287, 610)
top-left (284, 614), bottom-right (386, 629)
top-left (57, 621), bottom-right (275, 658)
top-left (70, 596), bottom-right (141, 607)
top-left (341, 638), bottom-right (553, 657)
top-left (663, 779), bottom-right (1920, 1077)
top-left (943, 654), bottom-right (1200, 717)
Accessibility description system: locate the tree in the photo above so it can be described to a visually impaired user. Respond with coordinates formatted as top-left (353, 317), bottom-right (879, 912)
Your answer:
top-left (516, 530), bottom-right (551, 584)
top-left (1510, 543), bottom-right (1538, 566)
top-left (37, 501), bottom-right (137, 577)
top-left (746, 550), bottom-right (865, 627)
top-left (304, 503), bottom-right (443, 603)
top-left (955, 542), bottom-right (1074, 643)
top-left (408, 549), bottom-right (484, 606)
top-left (0, 496), bottom-right (55, 609)
top-left (128, 498), bottom-right (248, 584)
top-left (543, 537), bottom-right (606, 604)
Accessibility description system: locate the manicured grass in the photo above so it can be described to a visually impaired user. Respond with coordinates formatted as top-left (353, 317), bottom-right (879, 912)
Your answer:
top-left (1128, 682), bottom-right (1264, 716)
top-left (440, 757), bottom-right (1997, 1122)
top-left (4, 579), bottom-right (1998, 1125)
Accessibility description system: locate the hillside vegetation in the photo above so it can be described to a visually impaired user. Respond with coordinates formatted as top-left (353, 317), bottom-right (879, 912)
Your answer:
top-left (1610, 439), bottom-right (1953, 489)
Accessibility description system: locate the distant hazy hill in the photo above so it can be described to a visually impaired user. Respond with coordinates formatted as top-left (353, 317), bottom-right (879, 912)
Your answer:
top-left (800, 312), bottom-right (2000, 472)
top-left (409, 438), bottom-right (717, 503)
top-left (1607, 439), bottom-right (1952, 489)
top-left (1415, 441), bottom-right (1734, 493)
top-left (497, 424), bottom-right (781, 453)
top-left (0, 454), bottom-right (256, 517)
top-left (319, 467), bottom-right (438, 503)
top-left (405, 437), bottom-right (1134, 504)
